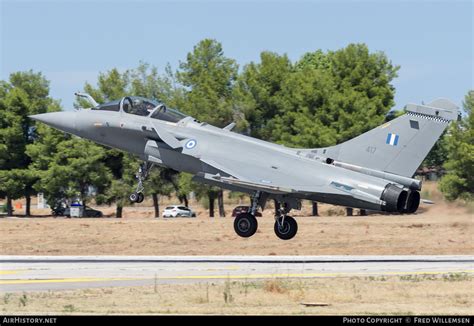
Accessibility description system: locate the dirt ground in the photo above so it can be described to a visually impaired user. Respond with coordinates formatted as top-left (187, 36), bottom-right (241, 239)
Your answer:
top-left (1, 274), bottom-right (472, 315)
top-left (1, 183), bottom-right (472, 315)
top-left (0, 182), bottom-right (472, 256)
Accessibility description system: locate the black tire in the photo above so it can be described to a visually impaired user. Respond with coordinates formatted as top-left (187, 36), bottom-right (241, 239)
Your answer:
top-left (129, 192), bottom-right (138, 202)
top-left (274, 215), bottom-right (298, 240)
top-left (137, 192), bottom-right (144, 203)
top-left (234, 213), bottom-right (258, 238)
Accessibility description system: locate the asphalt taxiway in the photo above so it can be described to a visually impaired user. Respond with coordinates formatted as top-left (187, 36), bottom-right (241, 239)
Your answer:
top-left (1, 256), bottom-right (472, 292)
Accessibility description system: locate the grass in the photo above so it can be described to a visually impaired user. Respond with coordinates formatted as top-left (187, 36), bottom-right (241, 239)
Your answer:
top-left (1, 274), bottom-right (472, 315)
top-left (18, 294), bottom-right (28, 307)
top-left (442, 273), bottom-right (472, 282)
top-left (3, 293), bottom-right (12, 305)
top-left (62, 304), bottom-right (77, 313)
top-left (223, 278), bottom-right (234, 304)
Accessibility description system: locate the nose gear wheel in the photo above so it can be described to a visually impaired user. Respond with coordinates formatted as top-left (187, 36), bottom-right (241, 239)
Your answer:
top-left (129, 162), bottom-right (153, 203)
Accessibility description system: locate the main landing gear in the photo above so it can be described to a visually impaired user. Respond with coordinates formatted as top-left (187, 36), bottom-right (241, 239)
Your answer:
top-left (233, 191), bottom-right (260, 238)
top-left (233, 192), bottom-right (299, 240)
top-left (129, 162), bottom-right (154, 203)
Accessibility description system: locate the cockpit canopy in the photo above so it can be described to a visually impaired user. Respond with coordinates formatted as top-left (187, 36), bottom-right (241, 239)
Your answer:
top-left (91, 96), bottom-right (187, 123)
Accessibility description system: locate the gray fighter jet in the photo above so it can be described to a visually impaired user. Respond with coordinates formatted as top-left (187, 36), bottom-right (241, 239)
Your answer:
top-left (30, 94), bottom-right (459, 240)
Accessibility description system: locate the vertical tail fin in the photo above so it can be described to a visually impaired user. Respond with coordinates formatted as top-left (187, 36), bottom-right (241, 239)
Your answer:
top-left (323, 99), bottom-right (459, 178)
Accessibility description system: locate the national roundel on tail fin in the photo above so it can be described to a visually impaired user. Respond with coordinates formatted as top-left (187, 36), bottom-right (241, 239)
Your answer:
top-left (320, 99), bottom-right (459, 178)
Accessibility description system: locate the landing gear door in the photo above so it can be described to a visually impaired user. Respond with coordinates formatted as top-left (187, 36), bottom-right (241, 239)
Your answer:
top-left (144, 140), bottom-right (163, 165)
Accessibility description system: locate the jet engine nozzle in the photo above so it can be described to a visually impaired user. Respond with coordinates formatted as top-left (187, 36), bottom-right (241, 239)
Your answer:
top-left (381, 184), bottom-right (408, 213)
top-left (405, 190), bottom-right (420, 214)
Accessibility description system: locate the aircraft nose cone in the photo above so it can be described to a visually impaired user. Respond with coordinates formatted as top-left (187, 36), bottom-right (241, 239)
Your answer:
top-left (29, 111), bottom-right (77, 134)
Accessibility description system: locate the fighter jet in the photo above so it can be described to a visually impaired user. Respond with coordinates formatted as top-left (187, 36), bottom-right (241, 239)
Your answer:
top-left (30, 94), bottom-right (459, 240)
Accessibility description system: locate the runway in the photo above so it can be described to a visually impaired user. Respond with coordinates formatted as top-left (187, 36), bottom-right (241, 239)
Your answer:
top-left (1, 255), bottom-right (472, 292)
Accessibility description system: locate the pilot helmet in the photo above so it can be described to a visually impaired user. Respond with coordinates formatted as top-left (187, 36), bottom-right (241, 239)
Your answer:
top-left (132, 98), bottom-right (143, 107)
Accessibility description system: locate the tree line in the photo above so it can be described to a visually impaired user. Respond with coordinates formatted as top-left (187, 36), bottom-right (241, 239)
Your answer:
top-left (0, 39), bottom-right (472, 216)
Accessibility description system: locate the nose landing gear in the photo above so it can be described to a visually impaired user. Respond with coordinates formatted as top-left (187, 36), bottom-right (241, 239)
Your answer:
top-left (129, 192), bottom-right (144, 203)
top-left (129, 162), bottom-right (154, 203)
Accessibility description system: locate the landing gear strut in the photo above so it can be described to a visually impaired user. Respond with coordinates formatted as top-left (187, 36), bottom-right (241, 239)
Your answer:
top-left (233, 191), bottom-right (261, 238)
top-left (129, 162), bottom-right (153, 203)
top-left (232, 193), bottom-right (299, 240)
top-left (274, 203), bottom-right (298, 240)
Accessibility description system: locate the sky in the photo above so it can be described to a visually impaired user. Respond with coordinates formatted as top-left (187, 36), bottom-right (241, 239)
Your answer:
top-left (1, 0), bottom-right (472, 110)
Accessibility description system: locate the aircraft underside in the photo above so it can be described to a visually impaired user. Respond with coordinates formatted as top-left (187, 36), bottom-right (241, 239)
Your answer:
top-left (128, 159), bottom-right (421, 240)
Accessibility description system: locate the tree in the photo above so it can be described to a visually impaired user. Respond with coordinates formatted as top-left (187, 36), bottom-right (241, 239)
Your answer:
top-left (0, 71), bottom-right (52, 215)
top-left (177, 173), bottom-right (195, 207)
top-left (144, 167), bottom-right (177, 218)
top-left (77, 68), bottom-right (128, 107)
top-left (127, 61), bottom-right (181, 107)
top-left (26, 100), bottom-right (69, 209)
top-left (176, 39), bottom-right (239, 216)
top-left (269, 67), bottom-right (338, 147)
top-left (102, 153), bottom-right (137, 218)
top-left (177, 39), bottom-right (238, 127)
top-left (325, 44), bottom-right (399, 142)
top-left (439, 90), bottom-right (473, 201)
top-left (236, 44), bottom-right (399, 148)
top-left (37, 137), bottom-right (111, 208)
top-left (177, 172), bottom-right (219, 217)
top-left (234, 51), bottom-right (293, 138)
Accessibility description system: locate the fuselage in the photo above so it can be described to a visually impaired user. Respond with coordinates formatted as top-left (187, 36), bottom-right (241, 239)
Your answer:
top-left (30, 95), bottom-right (461, 233)
top-left (68, 108), bottom-right (400, 212)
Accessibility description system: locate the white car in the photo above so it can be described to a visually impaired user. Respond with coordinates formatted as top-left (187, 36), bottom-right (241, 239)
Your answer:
top-left (162, 205), bottom-right (196, 218)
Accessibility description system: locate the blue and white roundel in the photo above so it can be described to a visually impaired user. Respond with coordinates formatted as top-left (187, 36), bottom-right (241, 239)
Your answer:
top-left (185, 139), bottom-right (197, 149)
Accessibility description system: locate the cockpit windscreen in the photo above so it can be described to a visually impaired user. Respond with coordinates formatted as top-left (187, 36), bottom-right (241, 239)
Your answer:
top-left (91, 100), bottom-right (120, 112)
top-left (91, 96), bottom-right (187, 122)
top-left (150, 107), bottom-right (187, 123)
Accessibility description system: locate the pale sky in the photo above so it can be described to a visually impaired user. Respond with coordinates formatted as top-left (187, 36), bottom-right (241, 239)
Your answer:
top-left (1, 0), bottom-right (472, 109)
